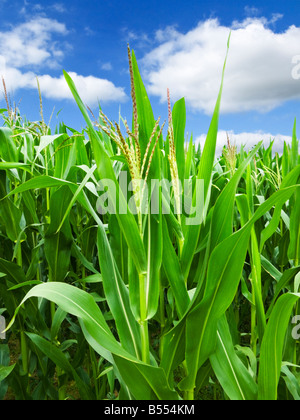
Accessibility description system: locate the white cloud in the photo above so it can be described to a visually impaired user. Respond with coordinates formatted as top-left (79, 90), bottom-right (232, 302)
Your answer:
top-left (19, 1), bottom-right (66, 15)
top-left (101, 62), bottom-right (113, 71)
top-left (0, 17), bottom-right (127, 106)
top-left (0, 17), bottom-right (68, 68)
top-left (122, 27), bottom-right (151, 49)
top-left (142, 18), bottom-right (300, 114)
top-left (195, 130), bottom-right (292, 156)
top-left (51, 3), bottom-right (66, 13)
top-left (244, 6), bottom-right (261, 17)
top-left (0, 65), bottom-right (36, 92)
top-left (84, 26), bottom-right (96, 36)
top-left (38, 72), bottom-right (127, 105)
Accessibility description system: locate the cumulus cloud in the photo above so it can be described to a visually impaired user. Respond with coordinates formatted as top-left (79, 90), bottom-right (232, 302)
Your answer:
top-left (0, 16), bottom-right (127, 106)
top-left (20, 1), bottom-right (67, 16)
top-left (195, 130), bottom-right (292, 156)
top-left (37, 72), bottom-right (126, 104)
top-left (0, 17), bottom-right (68, 69)
top-left (50, 3), bottom-right (66, 13)
top-left (142, 17), bottom-right (300, 114)
top-left (100, 62), bottom-right (113, 71)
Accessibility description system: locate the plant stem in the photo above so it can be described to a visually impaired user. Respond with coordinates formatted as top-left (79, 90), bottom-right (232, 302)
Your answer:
top-left (185, 389), bottom-right (195, 400)
top-left (140, 320), bottom-right (149, 364)
top-left (139, 272), bottom-right (149, 364)
top-left (293, 300), bottom-right (299, 372)
top-left (17, 242), bottom-right (22, 268)
top-left (159, 284), bottom-right (165, 331)
top-left (159, 280), bottom-right (165, 360)
top-left (250, 300), bottom-right (257, 356)
top-left (57, 366), bottom-right (66, 400)
top-left (182, 361), bottom-right (194, 400)
top-left (89, 346), bottom-right (100, 399)
top-left (20, 330), bottom-right (29, 375)
top-left (45, 148), bottom-right (51, 224)
top-left (48, 269), bottom-right (56, 320)
top-left (17, 245), bottom-right (29, 384)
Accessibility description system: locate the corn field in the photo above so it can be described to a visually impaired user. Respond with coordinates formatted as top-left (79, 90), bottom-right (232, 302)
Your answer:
top-left (0, 41), bottom-right (299, 401)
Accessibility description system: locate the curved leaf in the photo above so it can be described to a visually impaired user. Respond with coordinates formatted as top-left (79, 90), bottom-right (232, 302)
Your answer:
top-left (210, 316), bottom-right (258, 400)
top-left (8, 282), bottom-right (179, 400)
top-left (258, 293), bottom-right (300, 400)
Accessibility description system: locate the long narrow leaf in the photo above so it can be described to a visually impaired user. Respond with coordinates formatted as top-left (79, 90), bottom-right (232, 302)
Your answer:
top-left (7, 282), bottom-right (179, 400)
top-left (258, 293), bottom-right (300, 400)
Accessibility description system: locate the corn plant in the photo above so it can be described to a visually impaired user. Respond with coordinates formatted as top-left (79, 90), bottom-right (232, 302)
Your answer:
top-left (0, 37), bottom-right (299, 400)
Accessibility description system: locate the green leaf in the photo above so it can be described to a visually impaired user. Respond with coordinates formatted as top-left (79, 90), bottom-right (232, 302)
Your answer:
top-left (184, 135), bottom-right (194, 180)
top-left (131, 49), bottom-right (160, 180)
top-left (8, 281), bottom-right (43, 291)
top-left (0, 171), bottom-right (24, 242)
top-left (8, 282), bottom-right (179, 400)
top-left (56, 164), bottom-right (97, 233)
top-left (172, 98), bottom-right (186, 184)
top-left (64, 70), bottom-right (147, 276)
top-left (210, 316), bottom-right (258, 400)
top-left (4, 175), bottom-right (75, 199)
top-left (0, 162), bottom-right (30, 170)
top-left (45, 231), bottom-right (72, 283)
top-left (53, 134), bottom-right (77, 180)
top-left (163, 185), bottom-right (299, 393)
top-left (44, 186), bottom-right (73, 282)
top-left (145, 212), bottom-right (163, 320)
top-left (258, 293), bottom-right (300, 400)
top-left (0, 127), bottom-right (18, 162)
top-left (162, 217), bottom-right (190, 318)
top-left (0, 344), bottom-right (14, 399)
top-left (97, 225), bottom-right (142, 359)
top-left (0, 258), bottom-right (27, 285)
top-left (290, 118), bottom-right (299, 170)
top-left (34, 134), bottom-right (67, 163)
top-left (26, 333), bottom-right (94, 400)
top-left (0, 364), bottom-right (15, 382)
top-left (180, 32), bottom-right (231, 281)
top-left (288, 188), bottom-right (300, 264)
top-left (260, 164), bottom-right (300, 251)
top-left (210, 143), bottom-right (262, 252)
top-left (281, 364), bottom-right (300, 400)
top-left (113, 354), bottom-right (178, 400)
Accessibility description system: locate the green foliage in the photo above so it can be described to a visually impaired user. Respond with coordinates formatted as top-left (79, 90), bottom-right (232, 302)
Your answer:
top-left (0, 38), bottom-right (299, 400)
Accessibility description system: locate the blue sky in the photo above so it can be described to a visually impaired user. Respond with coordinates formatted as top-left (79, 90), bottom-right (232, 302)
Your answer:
top-left (1, 0), bottom-right (300, 152)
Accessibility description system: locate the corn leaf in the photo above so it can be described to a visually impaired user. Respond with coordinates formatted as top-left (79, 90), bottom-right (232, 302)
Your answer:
top-left (162, 186), bottom-right (299, 392)
top-left (258, 293), bottom-right (300, 400)
top-left (97, 225), bottom-right (142, 359)
top-left (8, 282), bottom-right (179, 400)
top-left (210, 315), bottom-right (258, 400)
top-left (172, 98), bottom-right (186, 184)
top-left (0, 127), bottom-right (18, 162)
top-left (26, 332), bottom-right (94, 400)
top-left (63, 70), bottom-right (147, 276)
top-left (180, 33), bottom-right (231, 281)
top-left (162, 216), bottom-right (190, 318)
